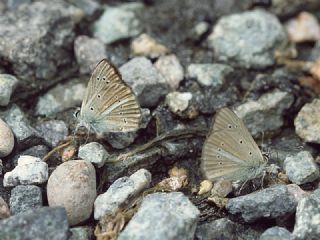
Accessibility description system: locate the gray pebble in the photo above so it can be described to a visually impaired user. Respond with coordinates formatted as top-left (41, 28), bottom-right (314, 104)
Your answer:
top-left (94, 169), bottom-right (151, 220)
top-left (69, 226), bottom-right (93, 240)
top-left (3, 105), bottom-right (38, 142)
top-left (235, 90), bottom-right (294, 137)
top-left (0, 207), bottom-right (69, 240)
top-left (93, 3), bottom-right (144, 44)
top-left (120, 57), bottom-right (169, 107)
top-left (187, 63), bottom-right (233, 89)
top-left (293, 190), bottom-right (320, 239)
top-left (9, 185), bottom-right (43, 215)
top-left (196, 218), bottom-right (260, 240)
top-left (0, 74), bottom-right (19, 106)
top-left (118, 192), bottom-right (200, 240)
top-left (36, 78), bottom-right (86, 116)
top-left (284, 151), bottom-right (319, 185)
top-left (226, 185), bottom-right (297, 223)
top-left (74, 35), bottom-right (107, 74)
top-left (0, 1), bottom-right (82, 83)
top-left (36, 120), bottom-right (69, 147)
top-left (78, 142), bottom-right (109, 168)
top-left (207, 9), bottom-right (287, 69)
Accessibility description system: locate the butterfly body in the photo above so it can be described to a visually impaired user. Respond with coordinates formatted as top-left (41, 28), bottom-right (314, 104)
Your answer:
top-left (201, 108), bottom-right (267, 182)
top-left (77, 59), bottom-right (141, 134)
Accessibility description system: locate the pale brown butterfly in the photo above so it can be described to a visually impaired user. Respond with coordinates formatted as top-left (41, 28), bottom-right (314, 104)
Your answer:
top-left (201, 107), bottom-right (267, 182)
top-left (75, 59), bottom-right (141, 134)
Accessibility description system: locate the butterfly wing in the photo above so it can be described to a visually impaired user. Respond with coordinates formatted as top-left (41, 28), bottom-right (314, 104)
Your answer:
top-left (80, 59), bottom-right (141, 133)
top-left (201, 108), bottom-right (265, 182)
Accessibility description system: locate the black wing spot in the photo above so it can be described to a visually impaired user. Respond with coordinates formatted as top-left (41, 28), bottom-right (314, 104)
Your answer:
top-left (217, 155), bottom-right (221, 159)
top-left (219, 162), bottom-right (222, 165)
top-left (228, 124), bottom-right (232, 129)
top-left (102, 77), bottom-right (106, 80)
top-left (97, 77), bottom-right (100, 80)
top-left (97, 95), bottom-right (101, 98)
top-left (249, 151), bottom-right (252, 155)
top-left (90, 107), bottom-right (94, 111)
top-left (239, 139), bottom-right (243, 144)
top-left (221, 142), bottom-right (225, 146)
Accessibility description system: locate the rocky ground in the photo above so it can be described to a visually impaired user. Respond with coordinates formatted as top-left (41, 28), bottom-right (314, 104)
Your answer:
top-left (0, 0), bottom-right (320, 239)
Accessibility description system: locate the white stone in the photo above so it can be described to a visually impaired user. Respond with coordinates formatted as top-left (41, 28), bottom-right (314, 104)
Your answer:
top-left (166, 91), bottom-right (193, 113)
top-left (78, 142), bottom-right (109, 168)
top-left (94, 169), bottom-right (151, 220)
top-left (3, 156), bottom-right (48, 187)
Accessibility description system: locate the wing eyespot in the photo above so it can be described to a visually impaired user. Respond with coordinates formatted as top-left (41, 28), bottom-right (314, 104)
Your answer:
top-left (90, 107), bottom-right (94, 111)
top-left (249, 151), bottom-right (252, 155)
top-left (218, 148), bottom-right (221, 151)
top-left (221, 142), bottom-right (225, 146)
top-left (97, 95), bottom-right (101, 98)
top-left (239, 139), bottom-right (243, 144)
top-left (97, 77), bottom-right (100, 80)
top-left (217, 155), bottom-right (221, 159)
top-left (228, 124), bottom-right (232, 129)
top-left (123, 119), bottom-right (127, 124)
top-left (219, 162), bottom-right (222, 165)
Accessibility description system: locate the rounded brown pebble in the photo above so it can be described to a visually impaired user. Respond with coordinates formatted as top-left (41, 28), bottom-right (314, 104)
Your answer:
top-left (0, 118), bottom-right (14, 157)
top-left (47, 160), bottom-right (96, 226)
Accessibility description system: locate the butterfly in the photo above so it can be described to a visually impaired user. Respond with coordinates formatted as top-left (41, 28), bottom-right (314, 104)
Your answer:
top-left (201, 107), bottom-right (267, 182)
top-left (75, 59), bottom-right (141, 134)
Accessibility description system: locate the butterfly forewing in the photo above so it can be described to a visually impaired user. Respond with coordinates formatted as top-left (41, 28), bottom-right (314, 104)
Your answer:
top-left (201, 108), bottom-right (265, 182)
top-left (80, 59), bottom-right (141, 133)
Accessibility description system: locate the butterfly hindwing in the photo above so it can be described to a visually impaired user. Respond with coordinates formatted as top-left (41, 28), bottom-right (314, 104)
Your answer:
top-left (201, 108), bottom-right (265, 182)
top-left (80, 59), bottom-right (141, 133)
